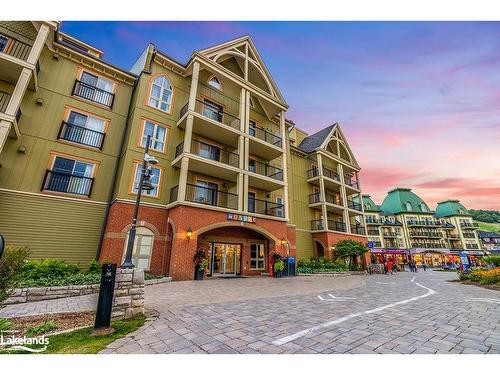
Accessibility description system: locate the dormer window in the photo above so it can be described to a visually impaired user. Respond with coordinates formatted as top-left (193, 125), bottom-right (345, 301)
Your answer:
top-left (208, 76), bottom-right (222, 90)
top-left (458, 209), bottom-right (464, 215)
top-left (149, 75), bottom-right (173, 113)
top-left (365, 203), bottom-right (371, 210)
top-left (420, 203), bottom-right (427, 212)
top-left (405, 202), bottom-right (413, 212)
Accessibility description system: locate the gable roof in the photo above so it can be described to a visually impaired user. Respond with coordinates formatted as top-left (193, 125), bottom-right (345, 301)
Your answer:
top-left (380, 188), bottom-right (433, 215)
top-left (297, 124), bottom-right (335, 153)
top-left (196, 35), bottom-right (286, 106)
top-left (435, 199), bottom-right (471, 218)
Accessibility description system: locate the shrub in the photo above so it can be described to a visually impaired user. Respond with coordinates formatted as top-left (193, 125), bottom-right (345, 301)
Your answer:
top-left (0, 246), bottom-right (30, 303)
top-left (483, 256), bottom-right (500, 267)
top-left (297, 257), bottom-right (349, 274)
top-left (16, 259), bottom-right (80, 280)
top-left (11, 273), bottom-right (101, 288)
top-left (273, 259), bottom-right (285, 272)
top-left (470, 267), bottom-right (500, 285)
top-left (26, 320), bottom-right (58, 337)
top-left (86, 260), bottom-right (102, 274)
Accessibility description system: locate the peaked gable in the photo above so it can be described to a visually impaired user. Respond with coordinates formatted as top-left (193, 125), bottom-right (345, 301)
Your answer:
top-left (197, 35), bottom-right (286, 105)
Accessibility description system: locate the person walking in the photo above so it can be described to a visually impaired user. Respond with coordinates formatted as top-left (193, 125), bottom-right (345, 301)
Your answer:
top-left (386, 259), bottom-right (393, 275)
top-left (422, 262), bottom-right (427, 271)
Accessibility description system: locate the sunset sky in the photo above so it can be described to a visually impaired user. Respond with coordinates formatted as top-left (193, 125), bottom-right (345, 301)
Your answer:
top-left (62, 21), bottom-right (500, 210)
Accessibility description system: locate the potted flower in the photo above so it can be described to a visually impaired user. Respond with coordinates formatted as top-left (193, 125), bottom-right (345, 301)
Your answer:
top-left (273, 259), bottom-right (285, 278)
top-left (193, 250), bottom-right (208, 280)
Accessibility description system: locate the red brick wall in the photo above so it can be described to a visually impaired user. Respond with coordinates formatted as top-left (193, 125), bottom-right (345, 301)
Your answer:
top-left (312, 232), bottom-right (369, 268)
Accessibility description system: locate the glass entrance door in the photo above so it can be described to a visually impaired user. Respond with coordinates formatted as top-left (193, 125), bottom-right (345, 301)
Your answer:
top-left (211, 243), bottom-right (241, 276)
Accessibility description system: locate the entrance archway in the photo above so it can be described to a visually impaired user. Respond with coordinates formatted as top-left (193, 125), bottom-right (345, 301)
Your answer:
top-left (315, 241), bottom-right (325, 258)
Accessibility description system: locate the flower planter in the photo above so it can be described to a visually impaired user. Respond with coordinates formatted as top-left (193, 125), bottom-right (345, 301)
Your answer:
top-left (194, 268), bottom-right (205, 281)
top-left (274, 271), bottom-right (282, 278)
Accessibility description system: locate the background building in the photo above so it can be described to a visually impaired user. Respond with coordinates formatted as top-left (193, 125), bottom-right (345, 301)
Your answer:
top-left (363, 189), bottom-right (483, 266)
top-left (0, 22), bottom-right (368, 280)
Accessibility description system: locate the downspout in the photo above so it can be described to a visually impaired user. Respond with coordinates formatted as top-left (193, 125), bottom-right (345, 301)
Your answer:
top-left (95, 46), bottom-right (157, 260)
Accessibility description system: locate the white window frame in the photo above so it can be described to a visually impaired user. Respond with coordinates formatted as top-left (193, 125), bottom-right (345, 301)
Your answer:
top-left (208, 76), bottom-right (222, 90)
top-left (148, 75), bottom-right (173, 113)
top-left (250, 243), bottom-right (266, 270)
top-left (132, 163), bottom-right (161, 197)
top-left (141, 120), bottom-right (167, 152)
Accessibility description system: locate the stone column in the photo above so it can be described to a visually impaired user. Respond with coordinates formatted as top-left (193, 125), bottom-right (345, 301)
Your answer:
top-left (112, 268), bottom-right (145, 320)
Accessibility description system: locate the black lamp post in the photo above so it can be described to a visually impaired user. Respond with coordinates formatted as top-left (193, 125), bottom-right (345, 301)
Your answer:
top-left (122, 135), bottom-right (157, 268)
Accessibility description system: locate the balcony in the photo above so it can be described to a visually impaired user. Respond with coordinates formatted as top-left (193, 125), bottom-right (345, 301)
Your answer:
top-left (367, 228), bottom-right (380, 236)
top-left (328, 220), bottom-right (347, 232)
top-left (41, 170), bottom-right (94, 197)
top-left (0, 33), bottom-right (37, 87)
top-left (409, 231), bottom-right (443, 239)
top-left (466, 244), bottom-right (479, 250)
top-left (311, 219), bottom-right (324, 231)
top-left (411, 242), bottom-right (446, 249)
top-left (248, 197), bottom-right (284, 218)
top-left (463, 232), bottom-right (476, 239)
top-left (344, 175), bottom-right (359, 190)
top-left (181, 183), bottom-right (238, 210)
top-left (446, 234), bottom-right (460, 239)
top-left (407, 220), bottom-right (441, 227)
top-left (306, 166), bottom-right (342, 189)
top-left (325, 192), bottom-right (343, 207)
top-left (248, 159), bottom-right (284, 191)
top-left (347, 199), bottom-right (362, 212)
top-left (173, 140), bottom-right (239, 182)
top-left (371, 241), bottom-right (383, 248)
top-left (351, 225), bottom-right (366, 235)
top-left (248, 123), bottom-right (283, 160)
top-left (382, 231), bottom-right (399, 238)
top-left (460, 222), bottom-right (479, 229)
top-left (309, 192), bottom-right (321, 204)
top-left (72, 80), bottom-right (115, 109)
top-left (57, 121), bottom-right (105, 149)
top-left (178, 99), bottom-right (240, 148)
top-left (0, 91), bottom-right (11, 113)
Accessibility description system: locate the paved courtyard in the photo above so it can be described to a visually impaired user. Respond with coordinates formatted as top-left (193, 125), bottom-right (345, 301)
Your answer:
top-left (104, 271), bottom-right (499, 354)
top-left (2, 270), bottom-right (499, 354)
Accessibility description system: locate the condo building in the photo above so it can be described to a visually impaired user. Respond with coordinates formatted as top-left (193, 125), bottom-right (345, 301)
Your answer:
top-left (363, 189), bottom-right (483, 266)
top-left (0, 21), bottom-right (368, 280)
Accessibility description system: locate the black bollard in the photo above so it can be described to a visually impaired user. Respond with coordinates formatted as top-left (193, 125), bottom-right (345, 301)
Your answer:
top-left (0, 234), bottom-right (4, 259)
top-left (94, 263), bottom-right (117, 332)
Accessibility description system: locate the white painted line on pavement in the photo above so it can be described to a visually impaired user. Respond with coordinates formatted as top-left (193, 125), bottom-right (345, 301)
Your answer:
top-left (411, 277), bottom-right (415, 282)
top-left (273, 282), bottom-right (436, 346)
top-left (376, 282), bottom-right (396, 285)
top-left (328, 294), bottom-right (356, 300)
top-left (467, 298), bottom-right (500, 305)
top-left (317, 295), bottom-right (324, 301)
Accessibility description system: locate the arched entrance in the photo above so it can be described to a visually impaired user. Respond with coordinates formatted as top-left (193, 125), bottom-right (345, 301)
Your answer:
top-left (315, 241), bottom-right (325, 259)
top-left (196, 224), bottom-right (277, 277)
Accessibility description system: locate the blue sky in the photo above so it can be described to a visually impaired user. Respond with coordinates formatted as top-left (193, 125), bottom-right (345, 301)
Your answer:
top-left (61, 21), bottom-right (500, 209)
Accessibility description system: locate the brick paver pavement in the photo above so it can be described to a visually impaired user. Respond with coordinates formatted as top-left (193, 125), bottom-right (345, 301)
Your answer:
top-left (100, 271), bottom-right (500, 354)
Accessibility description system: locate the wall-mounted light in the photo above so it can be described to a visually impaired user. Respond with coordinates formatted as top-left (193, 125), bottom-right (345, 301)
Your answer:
top-left (280, 238), bottom-right (286, 246)
top-left (186, 227), bottom-right (192, 240)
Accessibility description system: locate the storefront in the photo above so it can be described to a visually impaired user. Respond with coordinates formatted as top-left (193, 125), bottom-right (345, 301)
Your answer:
top-left (410, 249), bottom-right (452, 267)
top-left (370, 249), bottom-right (409, 268)
top-left (449, 250), bottom-right (486, 266)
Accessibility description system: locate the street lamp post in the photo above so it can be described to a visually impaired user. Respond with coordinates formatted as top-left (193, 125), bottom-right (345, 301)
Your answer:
top-left (122, 135), bottom-right (157, 268)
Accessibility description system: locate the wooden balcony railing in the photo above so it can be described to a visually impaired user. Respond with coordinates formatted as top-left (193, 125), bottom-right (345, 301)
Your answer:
top-left (0, 33), bottom-right (32, 61)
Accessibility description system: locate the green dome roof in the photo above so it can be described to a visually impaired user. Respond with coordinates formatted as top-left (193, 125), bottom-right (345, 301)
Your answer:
top-left (380, 188), bottom-right (432, 214)
top-left (362, 195), bottom-right (381, 212)
top-left (435, 200), bottom-right (470, 217)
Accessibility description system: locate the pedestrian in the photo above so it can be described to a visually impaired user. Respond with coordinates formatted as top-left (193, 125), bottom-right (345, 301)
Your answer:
top-left (409, 260), bottom-right (415, 272)
top-left (386, 259), bottom-right (393, 275)
top-left (422, 262), bottom-right (427, 271)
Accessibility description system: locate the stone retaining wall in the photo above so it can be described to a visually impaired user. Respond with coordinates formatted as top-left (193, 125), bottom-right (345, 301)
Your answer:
top-left (111, 268), bottom-right (145, 320)
top-left (3, 276), bottom-right (171, 305)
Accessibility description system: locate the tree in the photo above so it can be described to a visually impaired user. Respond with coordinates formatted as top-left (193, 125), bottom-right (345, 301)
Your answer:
top-left (334, 239), bottom-right (368, 266)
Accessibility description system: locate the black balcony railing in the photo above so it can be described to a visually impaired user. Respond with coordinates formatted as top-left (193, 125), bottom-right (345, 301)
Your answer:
top-left (371, 241), bottom-right (383, 248)
top-left (323, 167), bottom-right (341, 182)
top-left (72, 80), bottom-right (115, 108)
top-left (176, 140), bottom-right (239, 167)
top-left (460, 222), bottom-right (479, 229)
top-left (463, 232), bottom-right (476, 239)
top-left (169, 185), bottom-right (179, 203)
top-left (58, 121), bottom-right (105, 149)
top-left (181, 99), bottom-right (241, 130)
top-left (249, 159), bottom-right (283, 181)
top-left (367, 229), bottom-right (380, 236)
top-left (328, 220), bottom-right (347, 232)
top-left (41, 170), bottom-right (93, 197)
top-left (306, 167), bottom-right (320, 179)
top-left (382, 231), bottom-right (399, 237)
top-left (185, 183), bottom-right (238, 210)
top-left (0, 91), bottom-right (11, 113)
top-left (409, 231), bottom-right (443, 238)
top-left (407, 220), bottom-right (441, 227)
top-left (347, 199), bottom-right (362, 211)
top-left (309, 192), bottom-right (321, 204)
top-left (249, 197), bottom-right (284, 218)
top-left (411, 242), bottom-right (446, 249)
top-left (466, 244), bottom-right (479, 250)
top-left (344, 176), bottom-right (359, 189)
top-left (366, 218), bottom-right (383, 225)
top-left (311, 219), bottom-right (324, 231)
top-left (325, 193), bottom-right (342, 206)
top-left (0, 34), bottom-right (32, 61)
top-left (351, 225), bottom-right (366, 235)
top-left (249, 124), bottom-right (283, 148)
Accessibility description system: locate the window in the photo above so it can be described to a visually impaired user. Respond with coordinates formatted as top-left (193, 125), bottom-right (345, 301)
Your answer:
top-left (148, 75), bottom-right (173, 112)
top-left (81, 71), bottom-right (113, 93)
top-left (249, 120), bottom-right (256, 137)
top-left (141, 120), bottom-right (167, 152)
top-left (198, 142), bottom-right (221, 162)
top-left (250, 244), bottom-right (265, 270)
top-left (0, 35), bottom-right (8, 52)
top-left (275, 196), bottom-right (284, 217)
top-left (248, 159), bottom-right (256, 173)
top-left (61, 110), bottom-right (106, 148)
top-left (458, 209), bottom-right (464, 215)
top-left (132, 163), bottom-right (161, 197)
top-left (202, 99), bottom-right (223, 122)
top-left (405, 202), bottom-right (413, 211)
top-left (123, 227), bottom-right (154, 270)
top-left (195, 180), bottom-right (218, 205)
top-left (248, 192), bottom-right (256, 213)
top-left (365, 203), bottom-right (371, 210)
top-left (208, 76), bottom-right (222, 90)
top-left (45, 156), bottom-right (95, 196)
top-left (420, 203), bottom-right (427, 212)
top-left (74, 71), bottom-right (115, 107)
